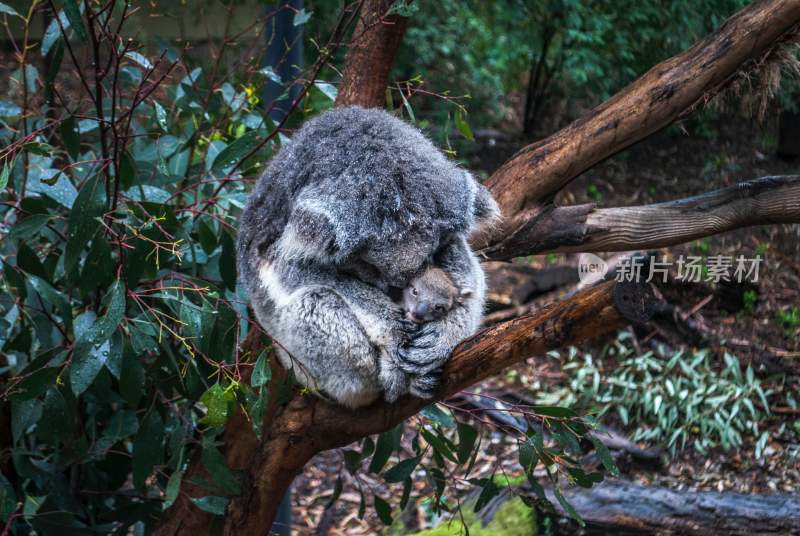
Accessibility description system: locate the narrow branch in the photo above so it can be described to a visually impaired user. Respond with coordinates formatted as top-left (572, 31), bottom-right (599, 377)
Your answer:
top-left (480, 175), bottom-right (800, 260)
top-left (477, 0), bottom-right (800, 248)
top-left (335, 0), bottom-right (410, 108)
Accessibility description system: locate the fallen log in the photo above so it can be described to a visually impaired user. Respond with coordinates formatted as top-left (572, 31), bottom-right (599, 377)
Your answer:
top-left (545, 480), bottom-right (800, 535)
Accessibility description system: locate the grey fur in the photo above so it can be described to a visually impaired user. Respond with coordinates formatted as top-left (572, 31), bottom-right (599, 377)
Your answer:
top-left (237, 106), bottom-right (499, 408)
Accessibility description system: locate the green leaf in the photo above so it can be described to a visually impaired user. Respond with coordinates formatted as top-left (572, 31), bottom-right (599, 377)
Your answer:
top-left (251, 351), bottom-right (271, 388)
top-left (28, 275), bottom-right (72, 332)
top-left (17, 243), bottom-right (47, 280)
top-left (9, 213), bottom-right (51, 241)
top-left (80, 236), bottom-right (113, 296)
top-left (0, 3), bottom-right (20, 17)
top-left (65, 174), bottom-right (107, 273)
top-left (384, 456), bottom-right (420, 483)
top-left (190, 495), bottom-right (228, 515)
top-left (62, 0), bottom-right (87, 41)
top-left (200, 383), bottom-right (234, 428)
top-left (518, 438), bottom-right (539, 473)
top-left (8, 367), bottom-right (60, 402)
top-left (421, 404), bottom-right (455, 428)
top-left (314, 80), bottom-right (338, 101)
top-left (0, 473), bottom-right (16, 521)
top-left (532, 405), bottom-right (577, 418)
top-left (293, 8), bottom-right (312, 25)
top-left (119, 150), bottom-right (135, 189)
top-left (421, 428), bottom-right (457, 462)
top-left (258, 66), bottom-right (282, 84)
top-left (0, 163), bottom-right (9, 190)
top-left (164, 470), bottom-right (184, 509)
top-left (325, 476), bottom-right (342, 509)
top-left (553, 487), bottom-right (585, 526)
top-left (120, 343), bottom-right (145, 407)
top-left (41, 12), bottom-right (64, 56)
top-left (61, 116), bottom-right (80, 160)
top-left (369, 429), bottom-right (396, 474)
top-left (399, 477), bottom-right (412, 510)
top-left (388, 1), bottom-right (419, 16)
top-left (473, 477), bottom-right (499, 512)
top-left (455, 109), bottom-right (474, 141)
top-left (104, 409), bottom-right (139, 441)
top-left (45, 41), bottom-right (64, 87)
top-left (374, 495), bottom-right (393, 525)
top-left (211, 131), bottom-right (259, 175)
top-left (219, 231), bottom-right (237, 290)
top-left (589, 435), bottom-right (619, 476)
top-left (154, 101), bottom-right (168, 131)
top-left (132, 410), bottom-right (165, 489)
top-left (456, 421), bottom-right (478, 464)
top-left (0, 101), bottom-right (21, 118)
top-left (70, 281), bottom-right (126, 394)
top-left (201, 439), bottom-right (241, 496)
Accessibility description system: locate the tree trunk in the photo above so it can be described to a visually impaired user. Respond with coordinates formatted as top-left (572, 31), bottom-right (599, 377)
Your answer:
top-left (335, 0), bottom-right (410, 108)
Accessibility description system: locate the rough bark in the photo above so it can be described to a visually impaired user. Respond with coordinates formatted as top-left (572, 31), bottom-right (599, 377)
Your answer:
top-left (335, 0), bottom-right (410, 108)
top-left (474, 0), bottom-right (800, 249)
top-left (480, 175), bottom-right (800, 259)
top-left (547, 480), bottom-right (800, 535)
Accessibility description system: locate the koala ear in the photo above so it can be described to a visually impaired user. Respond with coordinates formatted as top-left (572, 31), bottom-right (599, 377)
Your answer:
top-left (473, 183), bottom-right (501, 228)
top-left (276, 202), bottom-right (344, 262)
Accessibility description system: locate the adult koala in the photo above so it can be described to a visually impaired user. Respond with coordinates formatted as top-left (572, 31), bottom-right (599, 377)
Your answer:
top-left (237, 106), bottom-right (498, 409)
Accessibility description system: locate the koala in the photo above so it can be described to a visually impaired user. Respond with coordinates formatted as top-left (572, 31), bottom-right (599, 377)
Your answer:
top-left (402, 265), bottom-right (471, 323)
top-left (236, 106), bottom-right (499, 409)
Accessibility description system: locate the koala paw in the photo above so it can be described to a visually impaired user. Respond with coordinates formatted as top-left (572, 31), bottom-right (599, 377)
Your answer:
top-left (397, 323), bottom-right (441, 374)
top-left (409, 368), bottom-right (443, 399)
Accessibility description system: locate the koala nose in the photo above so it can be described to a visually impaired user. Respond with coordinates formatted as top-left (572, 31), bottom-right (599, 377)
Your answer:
top-left (414, 302), bottom-right (430, 317)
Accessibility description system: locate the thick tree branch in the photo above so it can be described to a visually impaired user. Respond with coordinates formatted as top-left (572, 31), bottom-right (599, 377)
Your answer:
top-left (475, 0), bottom-right (800, 249)
top-left (220, 280), bottom-right (652, 534)
top-left (335, 0), bottom-right (410, 108)
top-left (480, 175), bottom-right (800, 260)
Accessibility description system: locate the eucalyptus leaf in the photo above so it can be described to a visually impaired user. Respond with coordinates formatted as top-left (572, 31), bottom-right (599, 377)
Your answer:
top-left (62, 0), bottom-right (87, 41)
top-left (70, 281), bottom-right (125, 394)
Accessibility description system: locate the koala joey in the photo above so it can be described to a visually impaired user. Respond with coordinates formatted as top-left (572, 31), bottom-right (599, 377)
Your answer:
top-left (402, 265), bottom-right (471, 324)
top-left (237, 106), bottom-right (500, 409)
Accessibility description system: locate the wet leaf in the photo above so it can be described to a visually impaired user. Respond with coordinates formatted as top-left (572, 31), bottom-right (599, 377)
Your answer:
top-left (190, 496), bottom-right (227, 515)
top-left (132, 410), bottom-right (164, 489)
top-left (62, 0), bottom-right (87, 41)
top-left (70, 281), bottom-right (125, 394)
top-left (65, 174), bottom-right (107, 273)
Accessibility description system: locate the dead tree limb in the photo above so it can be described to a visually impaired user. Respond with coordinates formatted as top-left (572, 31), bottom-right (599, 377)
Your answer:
top-left (480, 175), bottom-right (800, 259)
top-left (335, 0), bottom-right (410, 108)
top-left (474, 0), bottom-right (800, 249)
top-left (547, 480), bottom-right (800, 535)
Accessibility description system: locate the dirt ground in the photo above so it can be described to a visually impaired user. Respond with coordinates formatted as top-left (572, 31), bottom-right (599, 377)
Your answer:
top-left (288, 113), bottom-right (800, 535)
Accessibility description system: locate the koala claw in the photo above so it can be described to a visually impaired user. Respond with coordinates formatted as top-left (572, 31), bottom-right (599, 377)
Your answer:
top-left (409, 368), bottom-right (443, 399)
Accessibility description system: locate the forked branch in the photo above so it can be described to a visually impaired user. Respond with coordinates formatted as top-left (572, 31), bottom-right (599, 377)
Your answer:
top-left (480, 175), bottom-right (800, 260)
top-left (476, 0), bottom-right (800, 248)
